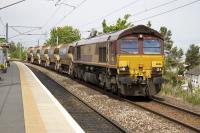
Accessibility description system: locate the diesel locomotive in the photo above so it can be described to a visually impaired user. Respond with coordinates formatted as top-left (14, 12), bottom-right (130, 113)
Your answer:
top-left (27, 25), bottom-right (164, 97)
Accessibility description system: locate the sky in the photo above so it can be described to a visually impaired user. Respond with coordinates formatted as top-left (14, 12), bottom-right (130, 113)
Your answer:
top-left (0, 0), bottom-right (200, 52)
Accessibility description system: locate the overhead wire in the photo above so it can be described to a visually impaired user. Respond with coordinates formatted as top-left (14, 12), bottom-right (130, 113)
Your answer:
top-left (130, 0), bottom-right (180, 18)
top-left (36, 0), bottom-right (64, 44)
top-left (9, 28), bottom-right (42, 39)
top-left (132, 0), bottom-right (200, 23)
top-left (37, 0), bottom-right (80, 43)
top-left (36, 0), bottom-right (200, 43)
top-left (79, 0), bottom-right (180, 30)
top-left (77, 0), bottom-right (140, 28)
top-left (53, 0), bottom-right (87, 26)
top-left (41, 6), bottom-right (62, 29)
top-left (82, 0), bottom-right (200, 31)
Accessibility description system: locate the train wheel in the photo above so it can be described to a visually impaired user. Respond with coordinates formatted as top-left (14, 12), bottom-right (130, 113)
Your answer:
top-left (69, 62), bottom-right (73, 76)
top-left (145, 83), bottom-right (153, 98)
top-left (111, 84), bottom-right (118, 94)
top-left (118, 84), bottom-right (127, 98)
top-left (83, 72), bottom-right (87, 82)
top-left (105, 78), bottom-right (111, 92)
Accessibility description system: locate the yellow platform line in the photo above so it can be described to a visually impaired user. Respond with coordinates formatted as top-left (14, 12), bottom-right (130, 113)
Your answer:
top-left (16, 62), bottom-right (46, 133)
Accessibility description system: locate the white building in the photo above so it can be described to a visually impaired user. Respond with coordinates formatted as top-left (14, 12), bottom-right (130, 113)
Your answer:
top-left (185, 65), bottom-right (200, 88)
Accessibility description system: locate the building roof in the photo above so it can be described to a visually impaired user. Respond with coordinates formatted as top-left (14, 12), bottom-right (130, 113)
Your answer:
top-left (185, 65), bottom-right (200, 76)
top-left (77, 25), bottom-right (163, 46)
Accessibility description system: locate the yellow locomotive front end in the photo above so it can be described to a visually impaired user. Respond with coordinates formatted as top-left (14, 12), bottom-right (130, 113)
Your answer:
top-left (117, 35), bottom-right (164, 96)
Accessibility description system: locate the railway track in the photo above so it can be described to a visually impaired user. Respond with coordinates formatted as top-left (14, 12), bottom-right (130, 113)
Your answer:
top-left (29, 66), bottom-right (127, 133)
top-left (78, 78), bottom-right (200, 133)
top-left (125, 97), bottom-right (200, 132)
top-left (27, 63), bottom-right (200, 132)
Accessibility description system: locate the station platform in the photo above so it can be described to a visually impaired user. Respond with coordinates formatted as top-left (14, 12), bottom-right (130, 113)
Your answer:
top-left (0, 62), bottom-right (84, 133)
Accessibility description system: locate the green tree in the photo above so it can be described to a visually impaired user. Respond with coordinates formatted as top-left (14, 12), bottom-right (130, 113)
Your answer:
top-left (9, 42), bottom-right (26, 60)
top-left (0, 37), bottom-right (6, 43)
top-left (147, 21), bottom-right (152, 28)
top-left (160, 27), bottom-right (173, 51)
top-left (89, 28), bottom-right (98, 38)
top-left (185, 44), bottom-right (200, 70)
top-left (159, 26), bottom-right (184, 71)
top-left (170, 46), bottom-right (183, 67)
top-left (46, 25), bottom-right (81, 45)
top-left (102, 14), bottom-right (133, 33)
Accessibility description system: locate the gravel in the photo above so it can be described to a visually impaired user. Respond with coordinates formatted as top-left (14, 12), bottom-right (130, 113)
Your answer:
top-left (27, 63), bottom-right (193, 133)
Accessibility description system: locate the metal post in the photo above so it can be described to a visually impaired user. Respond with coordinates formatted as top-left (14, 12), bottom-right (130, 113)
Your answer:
top-left (6, 23), bottom-right (8, 43)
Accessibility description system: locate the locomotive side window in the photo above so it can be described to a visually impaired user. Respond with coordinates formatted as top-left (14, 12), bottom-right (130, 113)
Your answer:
top-left (143, 39), bottom-right (161, 54)
top-left (77, 46), bottom-right (81, 60)
top-left (99, 47), bottom-right (106, 62)
top-left (120, 40), bottom-right (138, 54)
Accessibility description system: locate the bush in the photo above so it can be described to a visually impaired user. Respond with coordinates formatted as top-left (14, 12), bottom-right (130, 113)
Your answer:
top-left (161, 84), bottom-right (200, 105)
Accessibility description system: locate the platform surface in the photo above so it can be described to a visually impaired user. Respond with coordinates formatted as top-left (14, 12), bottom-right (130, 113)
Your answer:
top-left (0, 63), bottom-right (25, 133)
top-left (0, 62), bottom-right (84, 133)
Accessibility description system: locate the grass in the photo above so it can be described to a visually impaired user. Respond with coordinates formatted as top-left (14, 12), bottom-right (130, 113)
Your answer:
top-left (161, 83), bottom-right (200, 105)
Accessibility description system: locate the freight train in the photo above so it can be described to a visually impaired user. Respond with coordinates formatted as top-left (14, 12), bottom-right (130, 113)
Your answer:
top-left (27, 25), bottom-right (164, 97)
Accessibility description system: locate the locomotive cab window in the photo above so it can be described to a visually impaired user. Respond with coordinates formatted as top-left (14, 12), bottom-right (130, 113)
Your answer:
top-left (120, 40), bottom-right (138, 54)
top-left (143, 39), bottom-right (161, 54)
top-left (77, 46), bottom-right (81, 60)
top-left (99, 47), bottom-right (106, 62)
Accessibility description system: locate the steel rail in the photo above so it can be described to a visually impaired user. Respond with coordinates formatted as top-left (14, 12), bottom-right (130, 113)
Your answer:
top-left (152, 96), bottom-right (200, 117)
top-left (124, 99), bottom-right (200, 132)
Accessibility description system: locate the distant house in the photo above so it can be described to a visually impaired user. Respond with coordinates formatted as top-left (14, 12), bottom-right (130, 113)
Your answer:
top-left (185, 65), bottom-right (200, 88)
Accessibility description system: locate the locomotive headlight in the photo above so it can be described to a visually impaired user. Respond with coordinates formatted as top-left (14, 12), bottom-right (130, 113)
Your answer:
top-left (152, 67), bottom-right (162, 72)
top-left (119, 66), bottom-right (129, 72)
top-left (138, 34), bottom-right (143, 39)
